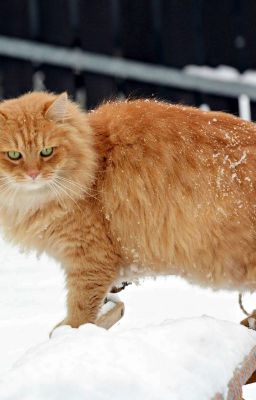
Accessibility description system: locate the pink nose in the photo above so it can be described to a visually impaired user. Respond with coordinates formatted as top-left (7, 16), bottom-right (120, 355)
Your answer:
top-left (27, 170), bottom-right (39, 180)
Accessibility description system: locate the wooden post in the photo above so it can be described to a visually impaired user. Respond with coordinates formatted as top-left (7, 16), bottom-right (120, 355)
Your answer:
top-left (240, 311), bottom-right (256, 385)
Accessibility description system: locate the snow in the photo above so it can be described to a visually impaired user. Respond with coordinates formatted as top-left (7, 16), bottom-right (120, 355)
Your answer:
top-left (1, 317), bottom-right (256, 400)
top-left (242, 70), bottom-right (256, 85)
top-left (185, 64), bottom-right (256, 87)
top-left (1, 236), bottom-right (256, 399)
top-left (184, 65), bottom-right (256, 121)
top-left (184, 65), bottom-right (240, 81)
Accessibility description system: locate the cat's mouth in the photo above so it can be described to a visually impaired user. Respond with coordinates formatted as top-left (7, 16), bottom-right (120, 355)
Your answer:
top-left (21, 180), bottom-right (48, 191)
top-left (0, 175), bottom-right (55, 210)
top-left (8, 177), bottom-right (52, 192)
top-left (0, 173), bottom-right (82, 205)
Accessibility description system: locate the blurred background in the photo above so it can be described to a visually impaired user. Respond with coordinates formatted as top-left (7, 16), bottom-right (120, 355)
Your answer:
top-left (0, 0), bottom-right (256, 118)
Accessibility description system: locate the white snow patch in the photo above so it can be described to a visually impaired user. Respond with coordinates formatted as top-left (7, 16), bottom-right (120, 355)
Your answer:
top-left (0, 317), bottom-right (256, 400)
top-left (184, 65), bottom-right (240, 81)
top-left (242, 70), bottom-right (256, 85)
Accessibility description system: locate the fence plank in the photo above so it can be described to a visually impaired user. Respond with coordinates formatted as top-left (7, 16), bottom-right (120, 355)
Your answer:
top-left (161, 0), bottom-right (203, 68)
top-left (160, 87), bottom-right (200, 107)
top-left (79, 0), bottom-right (114, 54)
top-left (37, 0), bottom-right (75, 97)
top-left (120, 0), bottom-right (157, 63)
top-left (0, 0), bottom-right (33, 98)
top-left (250, 103), bottom-right (256, 122)
top-left (41, 65), bottom-right (76, 98)
top-left (201, 94), bottom-right (239, 115)
top-left (202, 0), bottom-right (237, 67)
top-left (120, 0), bottom-right (160, 101)
top-left (79, 0), bottom-right (117, 109)
top-left (37, 0), bottom-right (73, 45)
top-left (160, 0), bottom-right (200, 105)
top-left (0, 58), bottom-right (33, 98)
top-left (84, 73), bottom-right (117, 109)
top-left (0, 0), bottom-right (31, 39)
top-left (240, 0), bottom-right (256, 71)
top-left (202, 0), bottom-right (239, 113)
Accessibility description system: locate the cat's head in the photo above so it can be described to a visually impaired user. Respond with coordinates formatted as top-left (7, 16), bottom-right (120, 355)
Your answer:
top-left (0, 92), bottom-right (96, 212)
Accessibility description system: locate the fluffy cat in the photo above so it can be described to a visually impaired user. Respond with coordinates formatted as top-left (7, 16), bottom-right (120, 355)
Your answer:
top-left (0, 91), bottom-right (256, 331)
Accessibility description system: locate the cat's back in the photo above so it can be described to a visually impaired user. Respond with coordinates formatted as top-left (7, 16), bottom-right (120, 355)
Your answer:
top-left (88, 99), bottom-right (256, 289)
top-left (89, 99), bottom-right (200, 146)
top-left (89, 99), bottom-right (256, 153)
top-left (89, 99), bottom-right (256, 188)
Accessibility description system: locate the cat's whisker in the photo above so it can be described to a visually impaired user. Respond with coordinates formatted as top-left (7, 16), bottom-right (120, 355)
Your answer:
top-left (65, 165), bottom-right (105, 174)
top-left (57, 172), bottom-right (99, 190)
top-left (56, 176), bottom-right (86, 190)
top-left (54, 170), bottom-right (97, 189)
top-left (50, 181), bottom-right (69, 209)
top-left (54, 178), bottom-right (91, 207)
top-left (0, 184), bottom-right (12, 196)
top-left (54, 183), bottom-right (83, 213)
top-left (55, 176), bottom-right (99, 201)
top-left (52, 181), bottom-right (83, 212)
top-left (3, 181), bottom-right (18, 205)
top-left (55, 176), bottom-right (97, 201)
top-left (0, 183), bottom-right (19, 210)
top-left (83, 189), bottom-right (99, 201)
top-left (57, 169), bottom-right (99, 185)
top-left (47, 182), bottom-right (67, 210)
top-left (61, 169), bottom-right (92, 172)
top-left (54, 177), bottom-right (80, 197)
top-left (0, 185), bottom-right (12, 194)
top-left (0, 178), bottom-right (12, 185)
top-left (0, 179), bottom-right (16, 191)
top-left (0, 176), bottom-right (14, 182)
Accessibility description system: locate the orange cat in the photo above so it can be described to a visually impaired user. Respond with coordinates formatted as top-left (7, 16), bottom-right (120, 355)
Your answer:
top-left (0, 91), bottom-right (256, 331)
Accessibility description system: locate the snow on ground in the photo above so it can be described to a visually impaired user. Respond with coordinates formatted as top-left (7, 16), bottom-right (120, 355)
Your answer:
top-left (0, 236), bottom-right (256, 399)
top-left (1, 317), bottom-right (256, 400)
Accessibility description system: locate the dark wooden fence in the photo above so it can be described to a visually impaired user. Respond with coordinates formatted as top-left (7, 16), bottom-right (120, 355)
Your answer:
top-left (0, 0), bottom-right (256, 117)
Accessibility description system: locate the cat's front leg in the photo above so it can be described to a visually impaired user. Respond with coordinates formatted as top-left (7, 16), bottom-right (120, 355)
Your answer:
top-left (50, 262), bottom-right (118, 335)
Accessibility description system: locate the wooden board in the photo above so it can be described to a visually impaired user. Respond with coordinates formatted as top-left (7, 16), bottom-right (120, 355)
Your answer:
top-left (96, 299), bottom-right (125, 330)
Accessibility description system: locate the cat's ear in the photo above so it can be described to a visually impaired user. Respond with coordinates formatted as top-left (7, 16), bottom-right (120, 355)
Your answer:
top-left (44, 92), bottom-right (69, 122)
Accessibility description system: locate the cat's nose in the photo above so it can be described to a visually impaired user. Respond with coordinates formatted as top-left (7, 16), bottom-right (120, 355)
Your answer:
top-left (27, 170), bottom-right (39, 180)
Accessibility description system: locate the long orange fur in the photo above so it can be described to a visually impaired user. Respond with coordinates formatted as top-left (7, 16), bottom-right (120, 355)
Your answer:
top-left (0, 91), bottom-right (256, 330)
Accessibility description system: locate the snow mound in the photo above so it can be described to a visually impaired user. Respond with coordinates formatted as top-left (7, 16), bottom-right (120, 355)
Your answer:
top-left (0, 316), bottom-right (256, 400)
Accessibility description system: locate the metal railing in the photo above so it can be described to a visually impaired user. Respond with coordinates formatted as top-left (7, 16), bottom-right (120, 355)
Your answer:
top-left (0, 35), bottom-right (255, 101)
top-left (0, 35), bottom-right (255, 119)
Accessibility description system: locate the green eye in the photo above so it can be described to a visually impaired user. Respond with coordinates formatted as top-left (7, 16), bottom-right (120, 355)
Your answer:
top-left (7, 151), bottom-right (22, 160)
top-left (40, 147), bottom-right (53, 157)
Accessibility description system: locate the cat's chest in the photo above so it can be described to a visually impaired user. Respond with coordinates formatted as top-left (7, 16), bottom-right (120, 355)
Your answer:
top-left (2, 208), bottom-right (66, 254)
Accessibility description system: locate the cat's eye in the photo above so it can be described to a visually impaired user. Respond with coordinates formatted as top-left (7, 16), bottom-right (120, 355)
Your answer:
top-left (7, 151), bottom-right (22, 160)
top-left (40, 147), bottom-right (53, 157)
